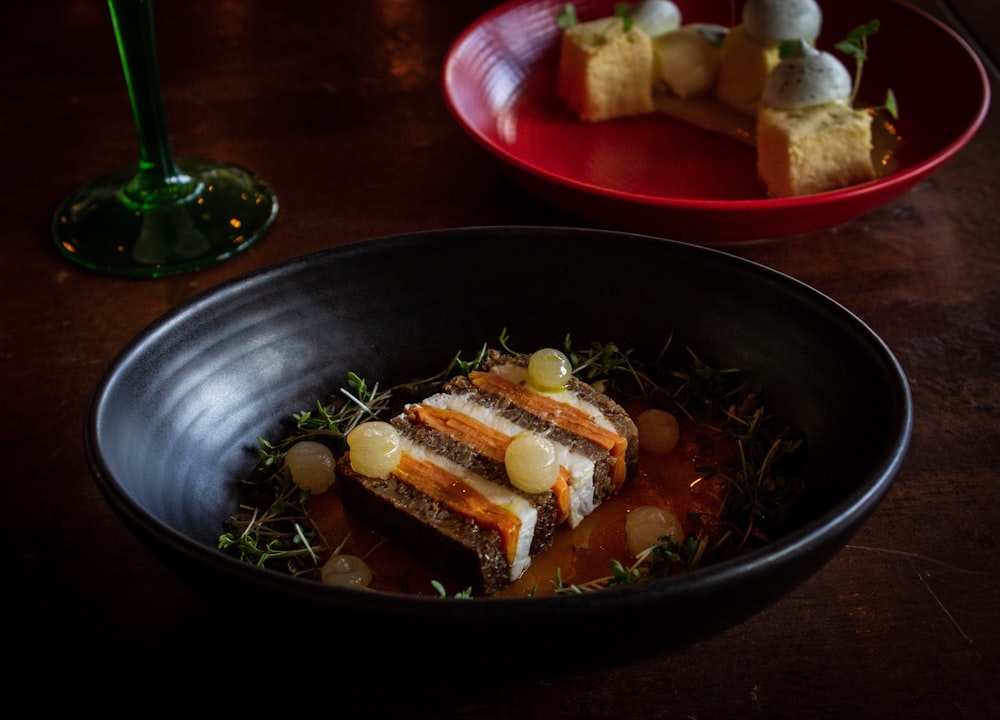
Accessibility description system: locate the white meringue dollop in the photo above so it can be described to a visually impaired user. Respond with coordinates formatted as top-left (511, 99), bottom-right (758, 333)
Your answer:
top-left (762, 40), bottom-right (853, 109)
top-left (743, 0), bottom-right (822, 45)
top-left (632, 0), bottom-right (682, 38)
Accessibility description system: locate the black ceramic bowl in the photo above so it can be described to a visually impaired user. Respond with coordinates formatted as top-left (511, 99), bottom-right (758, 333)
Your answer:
top-left (88, 227), bottom-right (911, 671)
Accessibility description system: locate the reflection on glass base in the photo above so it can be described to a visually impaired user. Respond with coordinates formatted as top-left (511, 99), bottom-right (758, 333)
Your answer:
top-left (53, 158), bottom-right (278, 278)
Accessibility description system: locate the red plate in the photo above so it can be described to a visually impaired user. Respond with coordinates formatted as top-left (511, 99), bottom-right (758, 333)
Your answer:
top-left (443, 0), bottom-right (990, 242)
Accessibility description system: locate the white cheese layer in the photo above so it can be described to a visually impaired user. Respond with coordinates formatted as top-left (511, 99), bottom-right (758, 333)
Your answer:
top-left (420, 391), bottom-right (597, 527)
top-left (397, 434), bottom-right (537, 581)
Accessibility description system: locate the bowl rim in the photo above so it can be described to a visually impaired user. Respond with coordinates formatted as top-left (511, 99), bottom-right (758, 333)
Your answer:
top-left (86, 226), bottom-right (914, 619)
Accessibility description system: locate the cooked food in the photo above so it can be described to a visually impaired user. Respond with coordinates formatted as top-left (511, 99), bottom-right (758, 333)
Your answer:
top-left (220, 335), bottom-right (805, 598)
top-left (336, 350), bottom-right (639, 594)
top-left (554, 0), bottom-right (895, 197)
top-left (556, 13), bottom-right (655, 121)
top-left (756, 41), bottom-right (876, 196)
top-left (652, 23), bottom-right (725, 99)
top-left (715, 0), bottom-right (821, 114)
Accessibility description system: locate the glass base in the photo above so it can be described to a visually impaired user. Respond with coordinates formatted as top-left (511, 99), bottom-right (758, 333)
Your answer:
top-left (53, 158), bottom-right (278, 278)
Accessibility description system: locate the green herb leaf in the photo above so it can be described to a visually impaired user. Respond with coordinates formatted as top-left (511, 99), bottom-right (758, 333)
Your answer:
top-left (614, 3), bottom-right (633, 33)
top-left (882, 88), bottom-right (899, 119)
top-left (835, 19), bottom-right (897, 118)
top-left (556, 3), bottom-right (577, 29)
top-left (778, 39), bottom-right (800, 60)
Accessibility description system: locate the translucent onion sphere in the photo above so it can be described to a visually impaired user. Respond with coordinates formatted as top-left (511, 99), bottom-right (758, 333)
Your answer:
top-left (321, 554), bottom-right (373, 588)
top-left (285, 440), bottom-right (336, 493)
top-left (505, 433), bottom-right (560, 494)
top-left (527, 348), bottom-right (572, 391)
top-left (636, 408), bottom-right (680, 454)
top-left (625, 505), bottom-right (684, 556)
top-left (347, 421), bottom-right (402, 478)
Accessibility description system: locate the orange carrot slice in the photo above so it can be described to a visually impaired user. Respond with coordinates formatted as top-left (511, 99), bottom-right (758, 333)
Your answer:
top-left (392, 452), bottom-right (521, 566)
top-left (412, 404), bottom-right (510, 462)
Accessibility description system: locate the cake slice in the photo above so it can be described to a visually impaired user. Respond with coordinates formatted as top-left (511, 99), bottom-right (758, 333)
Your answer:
top-left (556, 15), bottom-right (655, 121)
top-left (755, 41), bottom-right (875, 197)
top-left (756, 103), bottom-right (875, 197)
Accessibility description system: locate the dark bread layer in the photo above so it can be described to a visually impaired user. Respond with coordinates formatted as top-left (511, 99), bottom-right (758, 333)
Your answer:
top-left (336, 454), bottom-right (511, 594)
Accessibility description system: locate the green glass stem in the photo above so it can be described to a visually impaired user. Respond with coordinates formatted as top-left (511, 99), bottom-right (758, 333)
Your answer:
top-left (110, 0), bottom-right (198, 208)
top-left (52, 0), bottom-right (277, 278)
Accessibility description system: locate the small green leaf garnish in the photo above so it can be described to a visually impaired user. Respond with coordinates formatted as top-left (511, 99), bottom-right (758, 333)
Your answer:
top-left (614, 3), bottom-right (633, 33)
top-left (835, 19), bottom-right (881, 63)
top-left (557, 2), bottom-right (635, 40)
top-left (835, 19), bottom-right (899, 119)
top-left (778, 39), bottom-right (800, 60)
top-left (431, 580), bottom-right (473, 599)
top-left (880, 88), bottom-right (899, 120)
top-left (556, 3), bottom-right (577, 29)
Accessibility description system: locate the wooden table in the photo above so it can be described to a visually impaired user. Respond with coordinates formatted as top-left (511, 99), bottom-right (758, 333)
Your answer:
top-left (4, 1), bottom-right (997, 715)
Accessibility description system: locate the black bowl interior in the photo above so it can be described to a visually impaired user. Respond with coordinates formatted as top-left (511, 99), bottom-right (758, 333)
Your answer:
top-left (88, 227), bottom-right (911, 669)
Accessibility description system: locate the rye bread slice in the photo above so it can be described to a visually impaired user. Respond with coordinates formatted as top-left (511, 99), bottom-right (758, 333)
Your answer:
top-left (335, 350), bottom-right (638, 594)
top-left (336, 453), bottom-right (511, 594)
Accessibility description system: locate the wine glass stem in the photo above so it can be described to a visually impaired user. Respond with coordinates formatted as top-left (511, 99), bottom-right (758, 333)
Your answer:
top-left (109, 0), bottom-right (198, 209)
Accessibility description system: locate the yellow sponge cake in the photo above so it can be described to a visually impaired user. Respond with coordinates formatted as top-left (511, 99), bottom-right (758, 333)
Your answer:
top-left (556, 17), bottom-right (654, 122)
top-left (714, 25), bottom-right (781, 114)
top-left (757, 104), bottom-right (875, 197)
top-left (754, 39), bottom-right (874, 196)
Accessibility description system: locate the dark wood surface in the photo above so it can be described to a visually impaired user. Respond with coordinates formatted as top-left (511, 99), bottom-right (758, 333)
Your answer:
top-left (3, 0), bottom-right (997, 716)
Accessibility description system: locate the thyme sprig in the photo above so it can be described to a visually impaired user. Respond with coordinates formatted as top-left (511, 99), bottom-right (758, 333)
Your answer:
top-left (563, 335), bottom-right (640, 384)
top-left (554, 351), bottom-right (804, 594)
top-left (218, 484), bottom-right (323, 576)
top-left (718, 408), bottom-right (805, 548)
